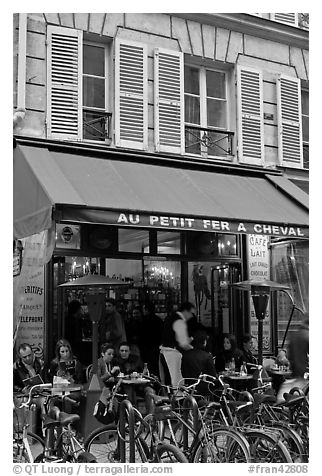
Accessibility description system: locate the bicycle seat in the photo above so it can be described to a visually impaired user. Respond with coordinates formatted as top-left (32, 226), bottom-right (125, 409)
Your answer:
top-left (253, 393), bottom-right (277, 405)
top-left (153, 395), bottom-right (171, 406)
top-left (42, 416), bottom-right (61, 430)
top-left (282, 394), bottom-right (305, 407)
top-left (227, 400), bottom-right (253, 414)
top-left (59, 412), bottom-right (80, 426)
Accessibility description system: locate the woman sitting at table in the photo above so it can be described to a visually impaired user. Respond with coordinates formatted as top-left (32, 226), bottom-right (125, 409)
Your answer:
top-left (49, 338), bottom-right (84, 384)
top-left (96, 342), bottom-right (120, 387)
top-left (48, 338), bottom-right (84, 415)
top-left (215, 334), bottom-right (243, 373)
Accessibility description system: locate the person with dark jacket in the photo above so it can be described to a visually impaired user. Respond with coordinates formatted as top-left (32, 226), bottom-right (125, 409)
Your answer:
top-left (139, 302), bottom-right (164, 377)
top-left (13, 343), bottom-right (47, 392)
top-left (215, 334), bottom-right (243, 373)
top-left (239, 334), bottom-right (258, 366)
top-left (159, 302), bottom-right (195, 388)
top-left (48, 338), bottom-right (84, 384)
top-left (181, 330), bottom-right (217, 395)
top-left (99, 298), bottom-right (127, 349)
top-left (115, 342), bottom-right (143, 375)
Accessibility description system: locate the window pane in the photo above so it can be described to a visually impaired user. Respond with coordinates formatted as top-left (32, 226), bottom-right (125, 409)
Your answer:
top-left (206, 130), bottom-right (231, 157)
top-left (83, 77), bottom-right (105, 109)
top-left (301, 91), bottom-right (309, 115)
top-left (184, 66), bottom-right (199, 94)
top-left (207, 98), bottom-right (227, 128)
top-left (206, 71), bottom-right (226, 99)
top-left (83, 110), bottom-right (106, 141)
top-left (83, 44), bottom-right (105, 76)
top-left (217, 234), bottom-right (238, 256)
top-left (185, 126), bottom-right (201, 154)
top-left (118, 229), bottom-right (149, 253)
top-left (157, 232), bottom-right (181, 254)
top-left (185, 96), bottom-right (200, 124)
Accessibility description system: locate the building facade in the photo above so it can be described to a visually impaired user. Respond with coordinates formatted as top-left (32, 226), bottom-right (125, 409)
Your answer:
top-left (13, 13), bottom-right (309, 363)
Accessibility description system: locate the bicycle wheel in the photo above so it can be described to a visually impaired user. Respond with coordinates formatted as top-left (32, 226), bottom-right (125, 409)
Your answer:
top-left (267, 421), bottom-right (306, 462)
top-left (84, 425), bottom-right (118, 463)
top-left (244, 429), bottom-right (292, 463)
top-left (13, 431), bottom-right (45, 463)
top-left (84, 425), bottom-right (149, 463)
top-left (192, 428), bottom-right (251, 463)
top-left (155, 443), bottom-right (188, 463)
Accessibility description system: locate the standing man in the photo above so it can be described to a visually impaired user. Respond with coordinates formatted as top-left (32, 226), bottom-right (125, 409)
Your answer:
top-left (159, 301), bottom-right (195, 388)
top-left (99, 298), bottom-right (127, 349)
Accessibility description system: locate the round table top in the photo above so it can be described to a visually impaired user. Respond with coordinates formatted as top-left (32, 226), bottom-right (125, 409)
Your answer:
top-left (268, 368), bottom-right (292, 377)
top-left (225, 374), bottom-right (253, 380)
top-left (120, 377), bottom-right (150, 385)
top-left (51, 384), bottom-right (82, 393)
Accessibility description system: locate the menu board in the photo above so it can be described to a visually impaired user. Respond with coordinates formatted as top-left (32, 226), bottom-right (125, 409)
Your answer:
top-left (247, 235), bottom-right (272, 353)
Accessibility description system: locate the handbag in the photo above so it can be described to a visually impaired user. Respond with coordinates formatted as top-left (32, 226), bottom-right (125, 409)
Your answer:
top-left (93, 386), bottom-right (118, 424)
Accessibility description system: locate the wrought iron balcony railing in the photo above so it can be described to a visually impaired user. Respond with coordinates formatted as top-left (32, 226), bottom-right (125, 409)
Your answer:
top-left (83, 109), bottom-right (112, 142)
top-left (185, 125), bottom-right (234, 159)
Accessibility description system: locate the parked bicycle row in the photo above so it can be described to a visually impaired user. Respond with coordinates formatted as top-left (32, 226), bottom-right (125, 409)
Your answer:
top-left (13, 367), bottom-right (309, 464)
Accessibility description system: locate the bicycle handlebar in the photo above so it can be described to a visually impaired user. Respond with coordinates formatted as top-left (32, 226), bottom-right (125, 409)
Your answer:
top-left (18, 383), bottom-right (52, 408)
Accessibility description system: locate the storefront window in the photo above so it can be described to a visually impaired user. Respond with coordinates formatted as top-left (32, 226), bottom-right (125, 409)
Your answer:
top-left (270, 240), bottom-right (309, 347)
top-left (157, 231), bottom-right (181, 254)
top-left (118, 228), bottom-right (149, 253)
top-left (217, 234), bottom-right (238, 256)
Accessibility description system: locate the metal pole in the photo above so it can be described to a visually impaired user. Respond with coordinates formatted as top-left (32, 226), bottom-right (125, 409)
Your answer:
top-left (257, 319), bottom-right (263, 365)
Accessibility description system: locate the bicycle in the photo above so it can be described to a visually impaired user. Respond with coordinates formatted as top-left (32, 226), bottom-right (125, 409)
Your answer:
top-left (85, 395), bottom-right (188, 463)
top-left (14, 383), bottom-right (96, 463)
top-left (204, 374), bottom-right (293, 463)
top-left (141, 375), bottom-right (252, 463)
top-left (13, 384), bottom-right (50, 462)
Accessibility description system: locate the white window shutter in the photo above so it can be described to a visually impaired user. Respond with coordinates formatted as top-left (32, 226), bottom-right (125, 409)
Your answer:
top-left (47, 26), bottom-right (82, 140)
top-left (276, 75), bottom-right (303, 168)
top-left (115, 39), bottom-right (148, 150)
top-left (271, 13), bottom-right (298, 26)
top-left (154, 48), bottom-right (184, 154)
top-left (237, 66), bottom-right (264, 165)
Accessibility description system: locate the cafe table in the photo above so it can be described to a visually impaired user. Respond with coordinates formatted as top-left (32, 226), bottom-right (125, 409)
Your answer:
top-left (51, 383), bottom-right (83, 412)
top-left (118, 376), bottom-right (151, 410)
top-left (220, 372), bottom-right (253, 391)
top-left (268, 367), bottom-right (292, 378)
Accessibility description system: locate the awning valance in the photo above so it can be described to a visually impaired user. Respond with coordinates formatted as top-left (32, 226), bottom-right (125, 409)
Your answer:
top-left (13, 144), bottom-right (309, 239)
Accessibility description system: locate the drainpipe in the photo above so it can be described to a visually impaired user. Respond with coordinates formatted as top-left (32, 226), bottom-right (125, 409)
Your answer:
top-left (13, 13), bottom-right (27, 127)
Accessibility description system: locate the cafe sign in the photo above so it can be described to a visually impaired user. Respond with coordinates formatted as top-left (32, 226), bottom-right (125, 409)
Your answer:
top-left (64, 209), bottom-right (308, 238)
top-left (247, 235), bottom-right (271, 353)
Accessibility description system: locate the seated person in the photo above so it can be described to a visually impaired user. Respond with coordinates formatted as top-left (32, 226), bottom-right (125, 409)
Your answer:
top-left (48, 338), bottom-right (84, 384)
top-left (96, 342), bottom-right (120, 387)
top-left (115, 341), bottom-right (143, 375)
top-left (48, 339), bottom-right (84, 415)
top-left (13, 343), bottom-right (48, 435)
top-left (239, 334), bottom-right (258, 369)
top-left (181, 330), bottom-right (217, 396)
top-left (13, 343), bottom-right (47, 392)
top-left (215, 334), bottom-right (243, 373)
top-left (115, 342), bottom-right (152, 410)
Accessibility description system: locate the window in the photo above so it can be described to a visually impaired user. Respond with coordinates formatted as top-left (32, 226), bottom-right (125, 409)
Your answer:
top-left (47, 26), bottom-right (112, 143)
top-left (302, 90), bottom-right (309, 169)
top-left (83, 42), bottom-right (110, 142)
top-left (184, 66), bottom-right (233, 158)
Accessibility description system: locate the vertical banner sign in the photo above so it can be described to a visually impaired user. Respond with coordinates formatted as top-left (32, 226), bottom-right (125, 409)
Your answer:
top-left (13, 229), bottom-right (55, 360)
top-left (247, 235), bottom-right (271, 353)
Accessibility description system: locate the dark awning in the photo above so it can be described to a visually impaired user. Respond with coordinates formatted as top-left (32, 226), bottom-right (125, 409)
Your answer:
top-left (13, 144), bottom-right (309, 239)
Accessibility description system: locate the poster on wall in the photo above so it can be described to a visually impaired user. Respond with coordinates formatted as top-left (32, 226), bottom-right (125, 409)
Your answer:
top-left (13, 229), bottom-right (54, 360)
top-left (247, 235), bottom-right (271, 353)
top-left (188, 262), bottom-right (212, 328)
top-left (14, 267), bottom-right (45, 359)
